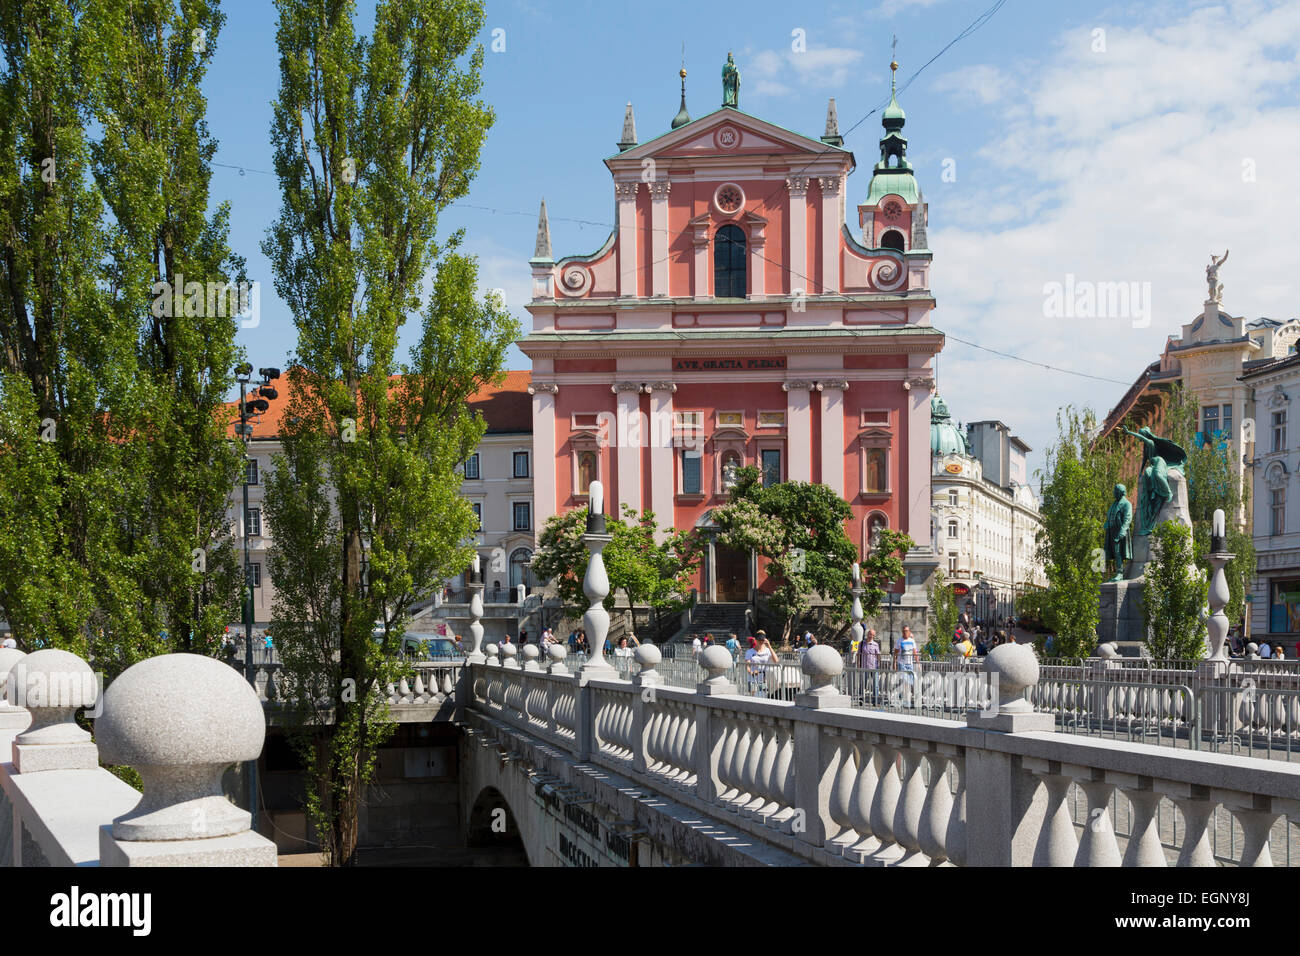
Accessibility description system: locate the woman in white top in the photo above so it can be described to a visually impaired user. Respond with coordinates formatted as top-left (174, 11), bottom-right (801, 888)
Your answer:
top-left (613, 636), bottom-right (635, 659)
top-left (745, 638), bottom-right (774, 697)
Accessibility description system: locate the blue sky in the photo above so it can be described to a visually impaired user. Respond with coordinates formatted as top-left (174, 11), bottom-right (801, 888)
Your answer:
top-left (207, 0), bottom-right (1300, 477)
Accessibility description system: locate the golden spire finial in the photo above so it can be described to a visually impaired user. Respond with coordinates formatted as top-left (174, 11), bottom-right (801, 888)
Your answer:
top-left (890, 35), bottom-right (898, 93)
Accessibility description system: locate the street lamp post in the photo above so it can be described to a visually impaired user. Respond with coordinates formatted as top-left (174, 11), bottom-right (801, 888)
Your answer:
top-left (234, 362), bottom-right (279, 834)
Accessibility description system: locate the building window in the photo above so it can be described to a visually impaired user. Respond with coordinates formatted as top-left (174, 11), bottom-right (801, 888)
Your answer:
top-left (948, 552), bottom-right (957, 573)
top-left (1202, 405), bottom-right (1218, 435)
top-left (947, 519), bottom-right (959, 539)
top-left (248, 562), bottom-right (261, 588)
top-left (1272, 488), bottom-right (1286, 536)
top-left (713, 224), bottom-right (747, 298)
top-left (880, 229), bottom-right (905, 252)
top-left (948, 489), bottom-right (958, 506)
top-left (577, 450), bottom-right (598, 495)
top-left (513, 502), bottom-right (531, 531)
top-left (464, 453), bottom-right (480, 479)
top-left (682, 451), bottom-right (702, 495)
top-left (471, 502), bottom-right (482, 530)
top-left (761, 448), bottom-right (782, 485)
top-left (1270, 579), bottom-right (1300, 632)
top-left (513, 451), bottom-right (529, 478)
top-left (1222, 403), bottom-right (1232, 437)
top-left (1274, 411), bottom-right (1287, 453)
top-left (245, 508), bottom-right (261, 537)
top-left (245, 458), bottom-right (259, 485)
top-left (865, 448), bottom-right (887, 492)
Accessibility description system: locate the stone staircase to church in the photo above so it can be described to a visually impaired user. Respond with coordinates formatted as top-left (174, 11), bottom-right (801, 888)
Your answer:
top-left (669, 603), bottom-right (750, 645)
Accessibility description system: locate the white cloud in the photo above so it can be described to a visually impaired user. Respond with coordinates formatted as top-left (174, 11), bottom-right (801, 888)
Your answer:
top-left (931, 64), bottom-right (1009, 106)
top-left (926, 0), bottom-right (1300, 476)
top-left (873, 0), bottom-right (950, 16)
top-left (746, 44), bottom-right (866, 97)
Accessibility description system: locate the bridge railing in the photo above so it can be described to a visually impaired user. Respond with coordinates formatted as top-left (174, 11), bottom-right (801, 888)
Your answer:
top-left (0, 648), bottom-right (276, 867)
top-left (466, 642), bottom-right (1300, 866)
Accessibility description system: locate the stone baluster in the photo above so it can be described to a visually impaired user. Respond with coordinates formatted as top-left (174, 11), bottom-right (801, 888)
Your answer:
top-left (10, 649), bottom-right (100, 772)
top-left (1226, 794), bottom-right (1280, 867)
top-left (1116, 776), bottom-right (1166, 866)
top-left (767, 724), bottom-right (796, 829)
top-left (1158, 782), bottom-right (1217, 867)
top-left (466, 561), bottom-right (486, 665)
top-left (412, 669), bottom-right (426, 702)
top-left (97, 653), bottom-right (275, 865)
top-left (825, 733), bottom-right (859, 854)
top-left (943, 748), bottom-right (968, 867)
top-left (867, 739), bottom-right (903, 863)
top-left (917, 748), bottom-right (954, 865)
top-left (891, 744), bottom-right (929, 865)
top-left (713, 716), bottom-right (741, 805)
top-left (844, 734), bottom-right (881, 862)
top-left (740, 720), bottom-right (770, 817)
top-left (1024, 758), bottom-right (1078, 867)
top-left (1072, 769), bottom-right (1122, 867)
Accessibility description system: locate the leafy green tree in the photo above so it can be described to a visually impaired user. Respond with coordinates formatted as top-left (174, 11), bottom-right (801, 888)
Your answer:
top-left (1142, 521), bottom-right (1208, 659)
top-left (530, 505), bottom-right (701, 635)
top-left (261, 0), bottom-right (511, 866)
top-left (860, 528), bottom-right (914, 619)
top-left (711, 466), bottom-right (859, 644)
top-left (926, 568), bottom-right (959, 658)
top-left (1035, 406), bottom-right (1118, 658)
top-left (0, 0), bottom-right (243, 672)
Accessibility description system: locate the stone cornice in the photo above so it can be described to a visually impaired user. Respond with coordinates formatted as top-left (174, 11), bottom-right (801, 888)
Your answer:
top-left (527, 382), bottom-right (559, 395)
top-left (902, 376), bottom-right (937, 391)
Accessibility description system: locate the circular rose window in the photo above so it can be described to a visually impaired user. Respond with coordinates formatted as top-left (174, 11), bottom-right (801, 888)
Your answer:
top-left (714, 182), bottom-right (745, 215)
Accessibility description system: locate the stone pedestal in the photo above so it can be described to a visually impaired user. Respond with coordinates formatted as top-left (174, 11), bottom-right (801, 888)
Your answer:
top-left (1098, 579), bottom-right (1146, 655)
top-left (99, 826), bottom-right (277, 867)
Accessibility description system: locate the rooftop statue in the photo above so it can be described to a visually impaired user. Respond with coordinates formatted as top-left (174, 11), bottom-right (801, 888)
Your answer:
top-left (722, 52), bottom-right (740, 108)
top-left (1103, 483), bottom-right (1133, 582)
top-left (1122, 426), bottom-right (1188, 536)
top-left (1207, 249), bottom-right (1228, 302)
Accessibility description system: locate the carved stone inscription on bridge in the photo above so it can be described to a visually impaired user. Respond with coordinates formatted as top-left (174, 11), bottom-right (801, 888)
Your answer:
top-left (532, 777), bottom-right (636, 867)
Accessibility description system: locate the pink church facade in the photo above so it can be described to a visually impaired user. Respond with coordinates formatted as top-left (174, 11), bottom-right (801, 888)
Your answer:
top-left (521, 64), bottom-right (943, 603)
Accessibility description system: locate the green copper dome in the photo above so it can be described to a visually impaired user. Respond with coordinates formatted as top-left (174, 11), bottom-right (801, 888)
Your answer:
top-left (882, 91), bottom-right (905, 129)
top-left (931, 394), bottom-right (969, 456)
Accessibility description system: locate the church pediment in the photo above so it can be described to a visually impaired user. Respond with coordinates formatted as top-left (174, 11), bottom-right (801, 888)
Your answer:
top-left (608, 108), bottom-right (851, 168)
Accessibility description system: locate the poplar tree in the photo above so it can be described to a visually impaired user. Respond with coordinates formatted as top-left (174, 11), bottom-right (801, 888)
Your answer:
top-left (261, 0), bottom-right (514, 865)
top-left (0, 0), bottom-right (243, 669)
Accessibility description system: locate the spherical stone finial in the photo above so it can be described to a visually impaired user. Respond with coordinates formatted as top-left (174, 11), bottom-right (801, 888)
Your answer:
top-left (0, 648), bottom-right (27, 712)
top-left (96, 653), bottom-right (265, 841)
top-left (12, 648), bottom-right (98, 745)
top-left (983, 643), bottom-right (1039, 713)
top-left (500, 642), bottom-right (518, 660)
top-left (1097, 641), bottom-right (1120, 660)
top-left (699, 645), bottom-right (733, 683)
top-left (484, 643), bottom-right (499, 662)
top-left (634, 642), bottom-right (662, 668)
top-left (801, 645), bottom-right (844, 695)
top-left (522, 643), bottom-right (540, 661)
top-left (547, 643), bottom-right (568, 663)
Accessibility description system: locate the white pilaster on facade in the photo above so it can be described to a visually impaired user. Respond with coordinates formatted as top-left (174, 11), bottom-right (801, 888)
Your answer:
top-left (649, 178), bottom-right (671, 297)
top-left (690, 215), bottom-right (711, 299)
top-left (648, 382), bottom-right (676, 533)
top-left (747, 215), bottom-right (766, 298)
top-left (904, 373), bottom-right (936, 549)
top-left (783, 380), bottom-right (816, 483)
top-left (528, 382), bottom-right (559, 532)
top-left (820, 380), bottom-right (848, 496)
top-left (616, 181), bottom-right (639, 296)
top-left (786, 177), bottom-right (809, 297)
top-left (613, 382), bottom-right (643, 514)
top-left (818, 177), bottom-right (841, 294)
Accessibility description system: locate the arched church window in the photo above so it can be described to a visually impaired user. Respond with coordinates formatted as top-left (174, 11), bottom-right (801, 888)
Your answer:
top-left (714, 224), bottom-right (747, 298)
top-left (509, 548), bottom-right (533, 590)
top-left (881, 229), bottom-right (905, 252)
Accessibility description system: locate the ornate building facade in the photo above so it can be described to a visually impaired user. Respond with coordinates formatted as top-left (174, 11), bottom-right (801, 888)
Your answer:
top-left (929, 395), bottom-right (1045, 621)
top-left (520, 57), bottom-right (945, 605)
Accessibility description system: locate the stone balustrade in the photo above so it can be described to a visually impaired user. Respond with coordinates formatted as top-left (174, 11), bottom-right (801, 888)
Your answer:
top-left (0, 648), bottom-right (276, 867)
top-left (466, 643), bottom-right (1300, 866)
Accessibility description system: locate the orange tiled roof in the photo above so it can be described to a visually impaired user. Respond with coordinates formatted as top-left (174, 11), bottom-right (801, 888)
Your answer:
top-left (224, 370), bottom-right (533, 440)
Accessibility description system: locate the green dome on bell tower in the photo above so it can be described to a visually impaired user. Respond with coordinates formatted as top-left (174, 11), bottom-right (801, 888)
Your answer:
top-left (931, 393), bottom-right (969, 456)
